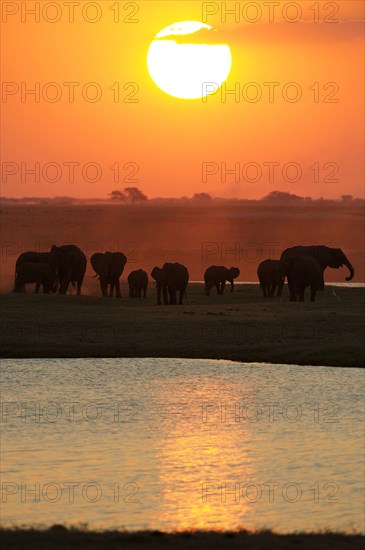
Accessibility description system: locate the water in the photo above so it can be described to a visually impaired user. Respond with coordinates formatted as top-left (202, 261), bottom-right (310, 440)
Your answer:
top-left (1, 358), bottom-right (364, 533)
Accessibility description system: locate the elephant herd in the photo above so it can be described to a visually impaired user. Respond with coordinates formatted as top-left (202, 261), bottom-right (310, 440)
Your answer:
top-left (12, 244), bottom-right (354, 303)
top-left (257, 245), bottom-right (354, 302)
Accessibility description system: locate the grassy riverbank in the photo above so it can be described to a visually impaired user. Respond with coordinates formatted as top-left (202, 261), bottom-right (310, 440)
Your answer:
top-left (1, 284), bottom-right (364, 367)
top-left (1, 527), bottom-right (364, 549)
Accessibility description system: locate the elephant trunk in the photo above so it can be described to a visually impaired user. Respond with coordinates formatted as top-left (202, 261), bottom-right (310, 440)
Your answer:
top-left (157, 284), bottom-right (162, 305)
top-left (343, 258), bottom-right (354, 281)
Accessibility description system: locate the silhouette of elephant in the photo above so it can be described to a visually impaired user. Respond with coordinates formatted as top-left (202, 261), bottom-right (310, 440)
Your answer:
top-left (281, 256), bottom-right (323, 302)
top-left (14, 262), bottom-right (58, 294)
top-left (204, 266), bottom-right (240, 295)
top-left (15, 251), bottom-right (57, 292)
top-left (151, 263), bottom-right (189, 305)
top-left (51, 244), bottom-right (87, 295)
top-left (90, 252), bottom-right (127, 297)
top-left (279, 245), bottom-right (354, 295)
top-left (128, 269), bottom-right (148, 298)
top-left (257, 259), bottom-right (284, 297)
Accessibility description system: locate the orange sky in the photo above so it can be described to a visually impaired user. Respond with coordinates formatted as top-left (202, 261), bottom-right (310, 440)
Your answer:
top-left (1, 0), bottom-right (364, 199)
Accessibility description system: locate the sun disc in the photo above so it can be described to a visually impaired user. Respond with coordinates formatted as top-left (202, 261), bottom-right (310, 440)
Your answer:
top-left (147, 21), bottom-right (232, 100)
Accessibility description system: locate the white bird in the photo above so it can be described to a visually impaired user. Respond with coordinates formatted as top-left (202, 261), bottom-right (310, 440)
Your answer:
top-left (332, 288), bottom-right (341, 302)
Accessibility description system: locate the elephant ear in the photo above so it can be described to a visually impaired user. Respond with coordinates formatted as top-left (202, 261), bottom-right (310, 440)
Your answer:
top-left (151, 267), bottom-right (161, 281)
top-left (115, 252), bottom-right (127, 267)
top-left (91, 253), bottom-right (104, 274)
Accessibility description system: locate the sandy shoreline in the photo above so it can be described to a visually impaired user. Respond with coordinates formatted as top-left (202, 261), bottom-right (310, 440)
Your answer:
top-left (1, 284), bottom-right (364, 367)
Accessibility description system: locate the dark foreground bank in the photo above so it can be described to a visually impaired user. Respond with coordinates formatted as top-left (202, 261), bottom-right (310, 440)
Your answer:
top-left (1, 284), bottom-right (364, 367)
top-left (1, 527), bottom-right (364, 550)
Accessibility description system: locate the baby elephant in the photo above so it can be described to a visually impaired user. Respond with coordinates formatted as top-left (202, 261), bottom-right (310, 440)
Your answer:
top-left (14, 262), bottom-right (58, 294)
top-left (128, 269), bottom-right (148, 298)
top-left (282, 256), bottom-right (322, 302)
top-left (257, 259), bottom-right (284, 297)
top-left (204, 266), bottom-right (240, 295)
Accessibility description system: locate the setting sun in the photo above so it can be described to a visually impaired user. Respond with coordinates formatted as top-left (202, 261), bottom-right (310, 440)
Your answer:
top-left (1, 0), bottom-right (365, 543)
top-left (147, 21), bottom-right (232, 99)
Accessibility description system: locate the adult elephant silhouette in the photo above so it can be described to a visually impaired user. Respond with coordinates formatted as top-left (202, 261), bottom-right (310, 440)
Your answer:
top-left (90, 252), bottom-right (127, 298)
top-left (128, 269), bottom-right (148, 298)
top-left (51, 244), bottom-right (87, 295)
top-left (281, 256), bottom-right (322, 302)
top-left (15, 251), bottom-right (57, 292)
top-left (279, 245), bottom-right (354, 295)
top-left (14, 262), bottom-right (58, 294)
top-left (204, 266), bottom-right (240, 295)
top-left (16, 251), bottom-right (54, 272)
top-left (257, 259), bottom-right (284, 297)
top-left (151, 263), bottom-right (189, 305)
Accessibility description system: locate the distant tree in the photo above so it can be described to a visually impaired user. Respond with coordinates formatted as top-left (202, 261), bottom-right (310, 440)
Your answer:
top-left (109, 190), bottom-right (127, 201)
top-left (263, 191), bottom-right (304, 202)
top-left (124, 187), bottom-right (148, 204)
top-left (341, 194), bottom-right (353, 202)
top-left (192, 193), bottom-right (212, 201)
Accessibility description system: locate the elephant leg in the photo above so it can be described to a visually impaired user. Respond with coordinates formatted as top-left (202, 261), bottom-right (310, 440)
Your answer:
top-left (221, 281), bottom-right (226, 294)
top-left (288, 282), bottom-right (296, 302)
top-left (42, 279), bottom-right (50, 294)
top-left (269, 283), bottom-right (276, 297)
top-left (59, 266), bottom-right (73, 295)
top-left (44, 280), bottom-right (52, 294)
top-left (35, 281), bottom-right (41, 294)
top-left (76, 280), bottom-right (83, 295)
top-left (162, 285), bottom-right (169, 305)
top-left (277, 280), bottom-right (284, 297)
top-left (169, 287), bottom-right (177, 305)
top-left (115, 279), bottom-right (121, 298)
top-left (156, 285), bottom-right (162, 305)
top-left (143, 286), bottom-right (146, 298)
top-left (100, 278), bottom-right (108, 297)
top-left (129, 285), bottom-right (133, 298)
top-left (299, 288), bottom-right (305, 302)
top-left (215, 283), bottom-right (220, 295)
top-left (310, 285), bottom-right (316, 302)
top-left (59, 280), bottom-right (70, 294)
top-left (178, 289), bottom-right (184, 305)
top-left (14, 279), bottom-right (25, 293)
top-left (262, 284), bottom-right (267, 297)
top-left (205, 282), bottom-right (212, 296)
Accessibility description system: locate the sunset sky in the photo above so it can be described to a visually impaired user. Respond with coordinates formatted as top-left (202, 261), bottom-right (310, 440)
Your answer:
top-left (1, 0), bottom-right (364, 199)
